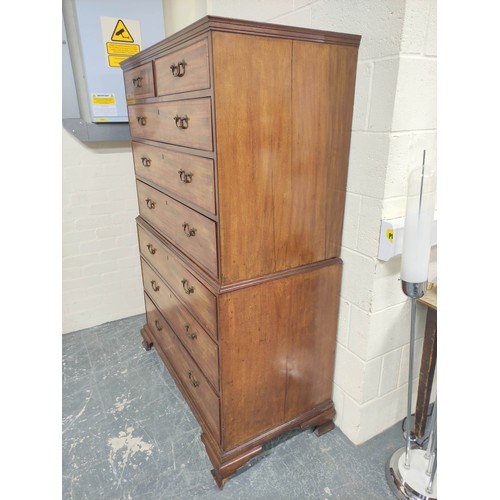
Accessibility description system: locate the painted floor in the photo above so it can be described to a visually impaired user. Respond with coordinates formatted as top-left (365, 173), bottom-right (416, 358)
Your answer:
top-left (62, 313), bottom-right (403, 499)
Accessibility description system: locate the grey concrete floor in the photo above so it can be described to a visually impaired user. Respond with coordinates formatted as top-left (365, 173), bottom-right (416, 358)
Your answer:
top-left (62, 314), bottom-right (403, 499)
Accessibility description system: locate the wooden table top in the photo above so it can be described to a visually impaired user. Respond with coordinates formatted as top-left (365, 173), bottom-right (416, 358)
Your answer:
top-left (417, 286), bottom-right (437, 311)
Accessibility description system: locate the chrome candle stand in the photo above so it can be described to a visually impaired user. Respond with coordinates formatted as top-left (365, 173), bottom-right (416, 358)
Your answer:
top-left (386, 152), bottom-right (437, 499)
top-left (386, 282), bottom-right (437, 500)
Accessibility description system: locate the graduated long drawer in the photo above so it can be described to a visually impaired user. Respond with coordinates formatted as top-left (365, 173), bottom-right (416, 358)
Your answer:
top-left (132, 141), bottom-right (216, 215)
top-left (137, 222), bottom-right (217, 338)
top-left (143, 292), bottom-right (220, 442)
top-left (136, 180), bottom-right (218, 277)
top-left (128, 98), bottom-right (213, 151)
top-left (142, 261), bottom-right (219, 391)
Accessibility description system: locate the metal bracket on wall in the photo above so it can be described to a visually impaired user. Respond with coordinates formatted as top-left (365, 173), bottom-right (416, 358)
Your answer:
top-left (62, 118), bottom-right (130, 142)
top-left (377, 215), bottom-right (437, 262)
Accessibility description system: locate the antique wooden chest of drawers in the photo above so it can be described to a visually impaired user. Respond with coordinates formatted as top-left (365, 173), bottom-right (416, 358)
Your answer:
top-left (121, 16), bottom-right (360, 487)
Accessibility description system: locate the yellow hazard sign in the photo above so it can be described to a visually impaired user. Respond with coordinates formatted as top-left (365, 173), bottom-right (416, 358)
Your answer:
top-left (111, 19), bottom-right (134, 43)
top-left (386, 229), bottom-right (394, 242)
top-left (101, 17), bottom-right (142, 68)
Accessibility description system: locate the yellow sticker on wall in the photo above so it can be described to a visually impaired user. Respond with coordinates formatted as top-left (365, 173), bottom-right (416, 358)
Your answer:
top-left (108, 55), bottom-right (130, 68)
top-left (92, 94), bottom-right (116, 105)
top-left (91, 93), bottom-right (118, 117)
top-left (106, 42), bottom-right (140, 56)
top-left (386, 229), bottom-right (394, 242)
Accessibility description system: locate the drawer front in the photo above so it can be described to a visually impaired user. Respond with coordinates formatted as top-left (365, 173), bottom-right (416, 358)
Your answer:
top-left (138, 223), bottom-right (217, 338)
top-left (132, 141), bottom-right (216, 215)
top-left (144, 293), bottom-right (220, 441)
top-left (128, 98), bottom-right (213, 151)
top-left (155, 38), bottom-right (210, 96)
top-left (137, 181), bottom-right (218, 277)
top-left (124, 62), bottom-right (155, 100)
top-left (142, 263), bottom-right (219, 391)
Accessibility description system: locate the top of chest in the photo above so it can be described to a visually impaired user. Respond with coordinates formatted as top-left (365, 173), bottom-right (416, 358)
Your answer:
top-left (121, 15), bottom-right (361, 101)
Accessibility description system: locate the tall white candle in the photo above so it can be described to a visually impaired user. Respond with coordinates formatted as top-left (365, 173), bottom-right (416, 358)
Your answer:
top-left (400, 161), bottom-right (437, 284)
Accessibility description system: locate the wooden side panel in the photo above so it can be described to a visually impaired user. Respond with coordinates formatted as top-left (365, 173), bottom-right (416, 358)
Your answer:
top-left (213, 32), bottom-right (292, 284)
top-left (214, 33), bottom-right (358, 284)
top-left (282, 263), bottom-right (341, 420)
top-left (219, 262), bottom-right (341, 450)
top-left (289, 42), bottom-right (358, 261)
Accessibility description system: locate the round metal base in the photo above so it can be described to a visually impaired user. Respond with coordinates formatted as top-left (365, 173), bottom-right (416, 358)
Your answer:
top-left (386, 447), bottom-right (437, 500)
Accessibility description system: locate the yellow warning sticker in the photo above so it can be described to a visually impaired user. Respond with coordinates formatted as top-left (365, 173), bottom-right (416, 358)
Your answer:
top-left (106, 42), bottom-right (140, 56)
top-left (91, 93), bottom-right (118, 117)
top-left (92, 94), bottom-right (116, 105)
top-left (108, 55), bottom-right (130, 68)
top-left (386, 229), bottom-right (394, 243)
top-left (111, 19), bottom-right (134, 43)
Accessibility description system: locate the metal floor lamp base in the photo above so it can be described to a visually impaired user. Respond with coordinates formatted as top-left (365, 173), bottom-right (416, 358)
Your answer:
top-left (387, 446), bottom-right (437, 500)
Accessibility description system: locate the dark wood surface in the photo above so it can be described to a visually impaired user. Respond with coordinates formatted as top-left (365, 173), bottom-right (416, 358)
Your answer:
top-left (414, 288), bottom-right (437, 438)
top-left (123, 16), bottom-right (360, 487)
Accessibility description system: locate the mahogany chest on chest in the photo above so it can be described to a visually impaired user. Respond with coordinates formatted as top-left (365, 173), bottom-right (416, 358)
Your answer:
top-left (121, 16), bottom-right (360, 487)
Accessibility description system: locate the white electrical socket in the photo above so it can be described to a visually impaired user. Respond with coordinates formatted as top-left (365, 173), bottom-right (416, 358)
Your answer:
top-left (377, 214), bottom-right (437, 261)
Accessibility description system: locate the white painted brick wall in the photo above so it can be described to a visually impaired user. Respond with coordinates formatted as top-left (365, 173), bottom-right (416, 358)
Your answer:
top-left (62, 129), bottom-right (144, 333)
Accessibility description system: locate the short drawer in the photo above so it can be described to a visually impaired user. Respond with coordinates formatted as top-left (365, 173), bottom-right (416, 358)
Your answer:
top-left (138, 223), bottom-right (217, 338)
top-left (132, 141), bottom-right (216, 215)
top-left (136, 180), bottom-right (218, 278)
top-left (143, 292), bottom-right (220, 442)
top-left (142, 265), bottom-right (219, 391)
top-left (124, 62), bottom-right (155, 100)
top-left (128, 98), bottom-right (213, 151)
top-left (155, 38), bottom-right (210, 96)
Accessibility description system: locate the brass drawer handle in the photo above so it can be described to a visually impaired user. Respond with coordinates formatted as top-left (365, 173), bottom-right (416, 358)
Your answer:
top-left (174, 114), bottom-right (189, 129)
top-left (150, 280), bottom-right (160, 292)
top-left (182, 222), bottom-right (196, 237)
top-left (146, 243), bottom-right (156, 255)
top-left (184, 324), bottom-right (197, 340)
top-left (154, 319), bottom-right (162, 331)
top-left (188, 371), bottom-right (200, 388)
top-left (132, 76), bottom-right (143, 88)
top-left (141, 156), bottom-right (152, 167)
top-left (170, 60), bottom-right (186, 77)
top-left (137, 116), bottom-right (147, 126)
top-left (146, 198), bottom-right (156, 209)
top-left (181, 279), bottom-right (194, 295)
top-left (178, 169), bottom-right (193, 184)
